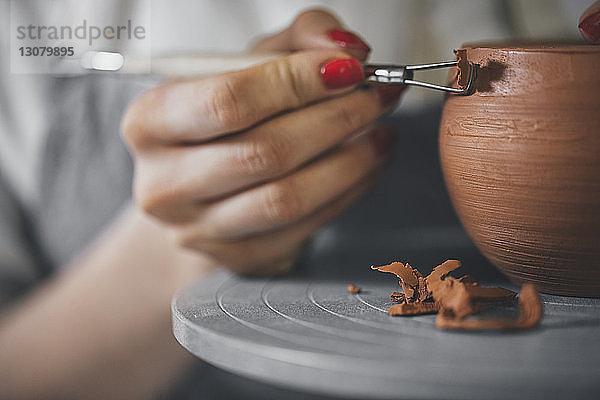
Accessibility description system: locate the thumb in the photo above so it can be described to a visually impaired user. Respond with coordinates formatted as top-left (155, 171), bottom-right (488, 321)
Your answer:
top-left (579, 1), bottom-right (600, 43)
top-left (251, 9), bottom-right (371, 61)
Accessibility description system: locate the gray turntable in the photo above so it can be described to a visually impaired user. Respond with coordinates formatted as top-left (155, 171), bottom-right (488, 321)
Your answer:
top-left (172, 110), bottom-right (600, 399)
top-left (172, 270), bottom-right (600, 399)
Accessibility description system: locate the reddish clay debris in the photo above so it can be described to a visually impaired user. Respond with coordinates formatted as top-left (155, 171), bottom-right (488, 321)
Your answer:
top-left (388, 302), bottom-right (440, 316)
top-left (371, 259), bottom-right (542, 330)
top-left (390, 292), bottom-right (406, 303)
top-left (436, 284), bottom-right (542, 331)
top-left (454, 49), bottom-right (471, 90)
top-left (371, 262), bottom-right (431, 303)
top-left (347, 284), bottom-right (361, 294)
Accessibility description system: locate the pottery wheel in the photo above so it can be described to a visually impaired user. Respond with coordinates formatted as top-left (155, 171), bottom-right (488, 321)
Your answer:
top-left (172, 270), bottom-right (600, 399)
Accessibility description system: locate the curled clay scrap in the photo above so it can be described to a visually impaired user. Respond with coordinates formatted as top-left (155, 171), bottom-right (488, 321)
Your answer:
top-left (454, 49), bottom-right (471, 89)
top-left (427, 260), bottom-right (517, 319)
top-left (425, 259), bottom-right (462, 290)
top-left (371, 262), bottom-right (423, 301)
top-left (371, 262), bottom-right (417, 286)
top-left (436, 284), bottom-right (542, 331)
top-left (429, 277), bottom-right (481, 319)
top-left (373, 261), bottom-right (438, 315)
top-left (465, 285), bottom-right (517, 300)
top-left (388, 302), bottom-right (440, 316)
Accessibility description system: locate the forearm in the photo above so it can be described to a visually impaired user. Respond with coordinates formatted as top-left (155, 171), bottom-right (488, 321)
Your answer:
top-left (0, 205), bottom-right (216, 399)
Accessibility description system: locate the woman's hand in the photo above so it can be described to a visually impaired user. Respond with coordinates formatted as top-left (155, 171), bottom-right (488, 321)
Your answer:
top-left (122, 10), bottom-right (405, 275)
top-left (579, 1), bottom-right (600, 43)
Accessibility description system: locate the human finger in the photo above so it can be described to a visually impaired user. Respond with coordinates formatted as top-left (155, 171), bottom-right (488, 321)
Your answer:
top-left (132, 85), bottom-right (405, 212)
top-left (579, 1), bottom-right (600, 43)
top-left (176, 169), bottom-right (381, 274)
top-left (251, 8), bottom-right (371, 61)
top-left (122, 49), bottom-right (366, 148)
top-left (180, 126), bottom-right (394, 240)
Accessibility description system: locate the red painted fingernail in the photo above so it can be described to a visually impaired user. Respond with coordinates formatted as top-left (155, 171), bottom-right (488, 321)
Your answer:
top-left (377, 85), bottom-right (408, 107)
top-left (320, 58), bottom-right (364, 89)
top-left (370, 126), bottom-right (395, 157)
top-left (579, 11), bottom-right (600, 43)
top-left (328, 29), bottom-right (371, 52)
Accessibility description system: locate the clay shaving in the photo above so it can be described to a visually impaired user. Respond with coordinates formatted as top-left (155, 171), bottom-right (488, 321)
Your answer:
top-left (390, 292), bottom-right (405, 303)
top-left (388, 302), bottom-right (439, 316)
top-left (372, 259), bottom-right (542, 331)
top-left (454, 49), bottom-right (470, 89)
top-left (371, 262), bottom-right (430, 302)
top-left (436, 284), bottom-right (542, 331)
top-left (347, 284), bottom-right (361, 294)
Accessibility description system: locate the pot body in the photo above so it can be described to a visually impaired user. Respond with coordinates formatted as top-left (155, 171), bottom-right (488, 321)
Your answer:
top-left (440, 45), bottom-right (600, 296)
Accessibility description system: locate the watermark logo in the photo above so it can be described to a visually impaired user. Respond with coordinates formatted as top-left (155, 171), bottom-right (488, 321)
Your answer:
top-left (15, 19), bottom-right (146, 46)
top-left (10, 0), bottom-right (150, 74)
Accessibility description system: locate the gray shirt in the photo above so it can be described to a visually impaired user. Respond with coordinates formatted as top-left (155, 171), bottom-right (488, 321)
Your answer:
top-left (0, 74), bottom-right (155, 310)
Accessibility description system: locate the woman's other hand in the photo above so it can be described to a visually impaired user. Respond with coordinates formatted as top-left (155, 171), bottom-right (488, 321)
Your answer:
top-left (579, 1), bottom-right (600, 43)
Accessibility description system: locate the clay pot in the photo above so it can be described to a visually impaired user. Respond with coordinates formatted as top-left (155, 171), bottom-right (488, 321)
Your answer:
top-left (440, 43), bottom-right (600, 297)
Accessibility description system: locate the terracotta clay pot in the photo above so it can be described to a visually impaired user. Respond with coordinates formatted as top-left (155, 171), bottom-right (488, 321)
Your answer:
top-left (440, 44), bottom-right (600, 297)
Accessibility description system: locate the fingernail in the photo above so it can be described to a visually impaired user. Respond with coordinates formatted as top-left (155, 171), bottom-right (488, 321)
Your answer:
top-left (377, 84), bottom-right (407, 107)
top-left (328, 29), bottom-right (371, 52)
top-left (579, 11), bottom-right (600, 43)
top-left (320, 58), bottom-right (364, 89)
top-left (370, 126), bottom-right (395, 157)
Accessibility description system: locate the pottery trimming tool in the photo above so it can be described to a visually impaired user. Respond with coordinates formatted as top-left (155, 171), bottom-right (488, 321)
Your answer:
top-left (364, 60), bottom-right (475, 95)
top-left (54, 50), bottom-right (476, 95)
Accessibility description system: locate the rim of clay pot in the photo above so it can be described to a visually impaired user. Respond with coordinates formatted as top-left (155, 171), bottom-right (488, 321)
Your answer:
top-left (460, 40), bottom-right (600, 53)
